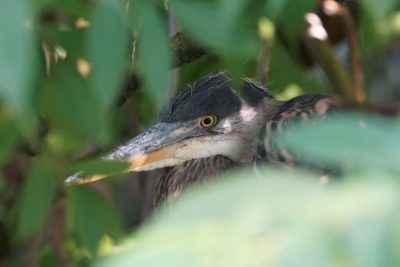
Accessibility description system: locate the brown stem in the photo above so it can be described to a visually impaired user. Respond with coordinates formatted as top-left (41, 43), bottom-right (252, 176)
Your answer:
top-left (322, 0), bottom-right (365, 104)
top-left (303, 13), bottom-right (355, 101)
top-left (48, 193), bottom-right (69, 267)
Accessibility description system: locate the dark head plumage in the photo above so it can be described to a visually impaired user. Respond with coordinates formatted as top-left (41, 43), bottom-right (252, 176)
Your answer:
top-left (159, 73), bottom-right (272, 123)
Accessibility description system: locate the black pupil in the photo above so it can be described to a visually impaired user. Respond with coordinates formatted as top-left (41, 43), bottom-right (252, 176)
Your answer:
top-left (203, 117), bottom-right (212, 126)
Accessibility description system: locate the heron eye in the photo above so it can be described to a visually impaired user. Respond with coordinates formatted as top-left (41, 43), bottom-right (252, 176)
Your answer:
top-left (199, 115), bottom-right (216, 128)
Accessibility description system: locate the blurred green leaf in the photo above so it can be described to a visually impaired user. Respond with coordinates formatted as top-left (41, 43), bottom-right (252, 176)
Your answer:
top-left (32, 0), bottom-right (53, 10)
top-left (278, 0), bottom-right (318, 49)
top-left (95, 168), bottom-right (400, 267)
top-left (0, 115), bottom-right (18, 164)
top-left (68, 186), bottom-right (123, 256)
top-left (219, 0), bottom-right (248, 21)
top-left (127, 0), bottom-right (145, 35)
top-left (17, 157), bottom-right (55, 239)
top-left (359, 12), bottom-right (382, 54)
top-left (171, 0), bottom-right (258, 59)
top-left (264, 0), bottom-right (289, 21)
top-left (0, 0), bottom-right (36, 125)
top-left (138, 2), bottom-right (172, 107)
top-left (362, 0), bottom-right (396, 19)
top-left (359, 3), bottom-right (399, 53)
top-left (269, 43), bottom-right (324, 94)
top-left (280, 114), bottom-right (400, 172)
top-left (87, 0), bottom-right (129, 112)
top-left (46, 129), bottom-right (86, 155)
top-left (39, 245), bottom-right (58, 267)
top-left (41, 0), bottom-right (89, 16)
top-left (44, 61), bottom-right (105, 142)
top-left (70, 159), bottom-right (130, 177)
top-left (132, 90), bottom-right (158, 126)
top-left (43, 28), bottom-right (85, 59)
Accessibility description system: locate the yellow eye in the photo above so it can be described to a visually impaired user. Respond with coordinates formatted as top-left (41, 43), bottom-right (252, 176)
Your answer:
top-left (199, 115), bottom-right (216, 128)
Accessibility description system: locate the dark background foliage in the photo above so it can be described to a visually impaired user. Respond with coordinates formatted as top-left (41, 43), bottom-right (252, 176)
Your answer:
top-left (0, 0), bottom-right (399, 266)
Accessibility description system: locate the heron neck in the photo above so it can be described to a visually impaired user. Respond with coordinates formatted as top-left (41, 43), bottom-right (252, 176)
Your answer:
top-left (153, 155), bottom-right (236, 206)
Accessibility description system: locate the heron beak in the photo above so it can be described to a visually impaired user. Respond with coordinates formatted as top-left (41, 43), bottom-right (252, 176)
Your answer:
top-left (66, 121), bottom-right (200, 184)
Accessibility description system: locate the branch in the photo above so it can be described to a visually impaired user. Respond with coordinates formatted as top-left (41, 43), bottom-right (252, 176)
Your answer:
top-left (303, 13), bottom-right (355, 102)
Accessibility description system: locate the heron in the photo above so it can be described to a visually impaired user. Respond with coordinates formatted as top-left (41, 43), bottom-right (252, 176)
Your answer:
top-left (67, 73), bottom-right (334, 205)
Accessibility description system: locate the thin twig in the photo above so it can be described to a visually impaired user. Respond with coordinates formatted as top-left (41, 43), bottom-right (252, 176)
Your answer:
top-left (256, 39), bottom-right (272, 85)
top-left (256, 18), bottom-right (275, 85)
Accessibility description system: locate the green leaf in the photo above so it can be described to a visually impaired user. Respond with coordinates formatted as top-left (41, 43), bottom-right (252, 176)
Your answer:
top-left (138, 2), bottom-right (172, 107)
top-left (171, 0), bottom-right (258, 59)
top-left (94, 168), bottom-right (400, 267)
top-left (44, 61), bottom-right (105, 142)
top-left (87, 0), bottom-right (129, 112)
top-left (67, 186), bottom-right (123, 256)
top-left (269, 43), bottom-right (324, 95)
top-left (42, 0), bottom-right (89, 17)
top-left (362, 0), bottom-right (397, 20)
top-left (0, 115), bottom-right (18, 164)
top-left (0, 0), bottom-right (36, 124)
top-left (70, 159), bottom-right (130, 177)
top-left (43, 28), bottom-right (85, 59)
top-left (264, 0), bottom-right (289, 21)
top-left (17, 158), bottom-right (55, 239)
top-left (278, 0), bottom-right (319, 49)
top-left (359, 2), bottom-right (398, 53)
top-left (127, 0), bottom-right (145, 35)
top-left (280, 114), bottom-right (400, 172)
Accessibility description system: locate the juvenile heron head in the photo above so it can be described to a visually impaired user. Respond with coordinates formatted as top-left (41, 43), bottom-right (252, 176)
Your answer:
top-left (109, 74), bottom-right (280, 169)
top-left (67, 73), bottom-right (281, 184)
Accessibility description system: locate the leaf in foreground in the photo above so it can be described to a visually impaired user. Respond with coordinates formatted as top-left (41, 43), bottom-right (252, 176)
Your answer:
top-left (94, 168), bottom-right (400, 267)
top-left (17, 158), bottom-right (55, 239)
top-left (68, 186), bottom-right (123, 256)
top-left (280, 114), bottom-right (400, 173)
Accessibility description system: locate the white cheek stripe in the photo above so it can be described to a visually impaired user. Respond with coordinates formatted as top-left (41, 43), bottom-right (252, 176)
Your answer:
top-left (175, 136), bottom-right (240, 160)
top-left (133, 158), bottom-right (184, 171)
top-left (132, 136), bottom-right (241, 171)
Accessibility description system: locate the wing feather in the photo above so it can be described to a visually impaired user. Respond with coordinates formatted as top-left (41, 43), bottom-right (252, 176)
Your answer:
top-left (257, 94), bottom-right (336, 166)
